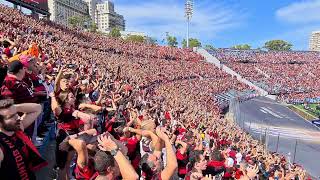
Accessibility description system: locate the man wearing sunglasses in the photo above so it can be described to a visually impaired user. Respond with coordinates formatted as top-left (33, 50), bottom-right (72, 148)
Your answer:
top-left (0, 99), bottom-right (47, 180)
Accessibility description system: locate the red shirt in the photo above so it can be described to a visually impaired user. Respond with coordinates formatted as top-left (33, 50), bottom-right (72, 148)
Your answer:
top-left (176, 149), bottom-right (188, 175)
top-left (57, 107), bottom-right (84, 131)
top-left (57, 119), bottom-right (84, 131)
top-left (3, 47), bottom-right (12, 58)
top-left (120, 136), bottom-right (139, 156)
top-left (235, 169), bottom-right (244, 179)
top-left (164, 111), bottom-right (171, 120)
top-left (74, 159), bottom-right (95, 180)
top-left (229, 150), bottom-right (236, 159)
top-left (177, 127), bottom-right (187, 135)
top-left (207, 160), bottom-right (225, 168)
top-left (24, 72), bottom-right (46, 92)
top-left (1, 74), bottom-right (37, 104)
top-left (120, 136), bottom-right (140, 169)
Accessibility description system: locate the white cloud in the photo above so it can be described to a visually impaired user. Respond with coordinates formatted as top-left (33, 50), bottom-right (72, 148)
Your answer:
top-left (115, 0), bottom-right (246, 43)
top-left (276, 0), bottom-right (320, 24)
top-left (273, 0), bottom-right (320, 50)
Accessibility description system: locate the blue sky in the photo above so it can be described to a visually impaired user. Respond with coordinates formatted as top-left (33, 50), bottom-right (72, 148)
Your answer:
top-left (1, 0), bottom-right (320, 50)
top-left (113, 0), bottom-right (320, 50)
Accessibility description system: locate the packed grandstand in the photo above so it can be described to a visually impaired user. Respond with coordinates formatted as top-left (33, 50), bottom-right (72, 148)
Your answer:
top-left (209, 49), bottom-right (320, 104)
top-left (0, 4), bottom-right (314, 180)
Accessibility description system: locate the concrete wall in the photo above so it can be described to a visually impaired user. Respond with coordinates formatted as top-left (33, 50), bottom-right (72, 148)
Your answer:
top-left (196, 48), bottom-right (221, 67)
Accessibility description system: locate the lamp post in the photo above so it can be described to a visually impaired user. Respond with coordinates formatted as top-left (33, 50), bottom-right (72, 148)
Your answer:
top-left (185, 0), bottom-right (193, 48)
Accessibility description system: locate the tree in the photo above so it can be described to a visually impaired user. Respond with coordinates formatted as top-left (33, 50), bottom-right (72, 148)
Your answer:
top-left (68, 16), bottom-right (82, 28)
top-left (182, 38), bottom-right (202, 48)
top-left (69, 15), bottom-right (94, 30)
top-left (109, 27), bottom-right (121, 38)
top-left (89, 22), bottom-right (98, 32)
top-left (231, 44), bottom-right (251, 50)
top-left (204, 44), bottom-right (216, 51)
top-left (166, 35), bottom-right (178, 47)
top-left (264, 40), bottom-right (293, 51)
top-left (125, 35), bottom-right (145, 43)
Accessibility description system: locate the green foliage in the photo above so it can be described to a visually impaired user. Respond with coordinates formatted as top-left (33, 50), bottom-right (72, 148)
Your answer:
top-left (89, 22), bottom-right (98, 32)
top-left (68, 15), bottom-right (96, 32)
top-left (204, 44), bottom-right (216, 50)
top-left (231, 44), bottom-right (251, 50)
top-left (264, 40), bottom-right (293, 51)
top-left (109, 27), bottom-right (121, 38)
top-left (166, 35), bottom-right (178, 47)
top-left (182, 38), bottom-right (202, 48)
top-left (125, 35), bottom-right (145, 43)
top-left (68, 16), bottom-right (82, 28)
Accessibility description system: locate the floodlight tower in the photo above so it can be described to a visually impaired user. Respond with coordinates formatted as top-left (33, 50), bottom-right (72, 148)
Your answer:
top-left (185, 0), bottom-right (193, 48)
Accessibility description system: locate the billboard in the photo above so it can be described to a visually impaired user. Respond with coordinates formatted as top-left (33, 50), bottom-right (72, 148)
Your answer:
top-left (22, 0), bottom-right (48, 11)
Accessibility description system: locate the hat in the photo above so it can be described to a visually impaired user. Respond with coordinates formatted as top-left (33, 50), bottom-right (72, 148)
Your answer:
top-left (8, 60), bottom-right (24, 74)
top-left (19, 55), bottom-right (34, 68)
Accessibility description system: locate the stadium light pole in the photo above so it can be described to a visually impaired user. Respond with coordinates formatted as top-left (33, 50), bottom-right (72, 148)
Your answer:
top-left (185, 0), bottom-right (193, 48)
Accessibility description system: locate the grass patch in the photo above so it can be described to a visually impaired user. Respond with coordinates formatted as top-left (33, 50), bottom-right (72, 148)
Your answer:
top-left (288, 105), bottom-right (317, 121)
top-left (297, 104), bottom-right (320, 117)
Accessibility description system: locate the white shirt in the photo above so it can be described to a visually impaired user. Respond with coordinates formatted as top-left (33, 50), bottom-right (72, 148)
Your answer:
top-left (226, 157), bottom-right (234, 167)
top-left (236, 152), bottom-right (242, 165)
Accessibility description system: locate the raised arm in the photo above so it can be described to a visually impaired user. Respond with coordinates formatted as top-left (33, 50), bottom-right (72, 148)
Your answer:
top-left (98, 135), bottom-right (138, 180)
top-left (106, 99), bottom-right (117, 112)
top-left (15, 103), bottom-right (42, 130)
top-left (79, 103), bottom-right (103, 112)
top-left (5, 38), bottom-right (16, 50)
top-left (156, 127), bottom-right (178, 180)
top-left (175, 140), bottom-right (188, 155)
top-left (124, 127), bottom-right (158, 148)
top-left (50, 93), bottom-right (62, 117)
top-left (95, 89), bottom-right (104, 105)
top-left (54, 66), bottom-right (64, 93)
top-left (68, 139), bottom-right (88, 169)
top-left (72, 110), bottom-right (96, 125)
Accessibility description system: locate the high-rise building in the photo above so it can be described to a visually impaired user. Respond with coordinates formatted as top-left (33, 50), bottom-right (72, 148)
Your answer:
top-left (309, 31), bottom-right (320, 51)
top-left (83, 0), bottom-right (99, 22)
top-left (95, 1), bottom-right (125, 33)
top-left (48, 0), bottom-right (89, 26)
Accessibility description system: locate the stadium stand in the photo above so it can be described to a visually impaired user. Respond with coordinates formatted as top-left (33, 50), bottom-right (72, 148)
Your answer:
top-left (0, 4), bottom-right (311, 180)
top-left (209, 49), bottom-right (320, 103)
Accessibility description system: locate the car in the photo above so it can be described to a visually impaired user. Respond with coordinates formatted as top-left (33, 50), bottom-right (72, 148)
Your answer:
top-left (311, 119), bottom-right (320, 127)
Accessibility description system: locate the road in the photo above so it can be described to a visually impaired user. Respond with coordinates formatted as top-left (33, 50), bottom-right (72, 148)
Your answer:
top-left (237, 97), bottom-right (320, 179)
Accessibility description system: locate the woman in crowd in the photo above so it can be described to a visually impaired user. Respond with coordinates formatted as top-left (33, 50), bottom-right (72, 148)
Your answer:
top-left (0, 4), bottom-right (312, 180)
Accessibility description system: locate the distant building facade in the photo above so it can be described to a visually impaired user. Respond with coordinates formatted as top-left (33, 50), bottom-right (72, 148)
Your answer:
top-left (48, 0), bottom-right (89, 26)
top-left (83, 0), bottom-right (98, 22)
top-left (309, 31), bottom-right (320, 51)
top-left (95, 1), bottom-right (125, 33)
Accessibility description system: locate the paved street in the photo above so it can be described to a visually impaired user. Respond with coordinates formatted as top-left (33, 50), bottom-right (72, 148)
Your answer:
top-left (238, 97), bottom-right (320, 179)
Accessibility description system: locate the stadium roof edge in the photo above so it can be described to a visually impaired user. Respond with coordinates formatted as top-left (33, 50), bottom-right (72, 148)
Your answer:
top-left (5, 0), bottom-right (50, 16)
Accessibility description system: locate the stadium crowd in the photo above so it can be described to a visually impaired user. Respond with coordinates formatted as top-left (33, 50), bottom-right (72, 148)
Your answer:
top-left (0, 4), bottom-right (311, 180)
top-left (210, 49), bottom-right (320, 103)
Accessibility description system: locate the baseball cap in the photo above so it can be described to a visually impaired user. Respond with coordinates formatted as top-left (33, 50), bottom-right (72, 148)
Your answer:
top-left (8, 60), bottom-right (24, 74)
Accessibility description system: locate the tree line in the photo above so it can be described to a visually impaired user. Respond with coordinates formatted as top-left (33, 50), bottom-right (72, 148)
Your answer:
top-left (166, 33), bottom-right (293, 51)
top-left (165, 33), bottom-right (293, 51)
top-left (68, 15), bottom-right (294, 51)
